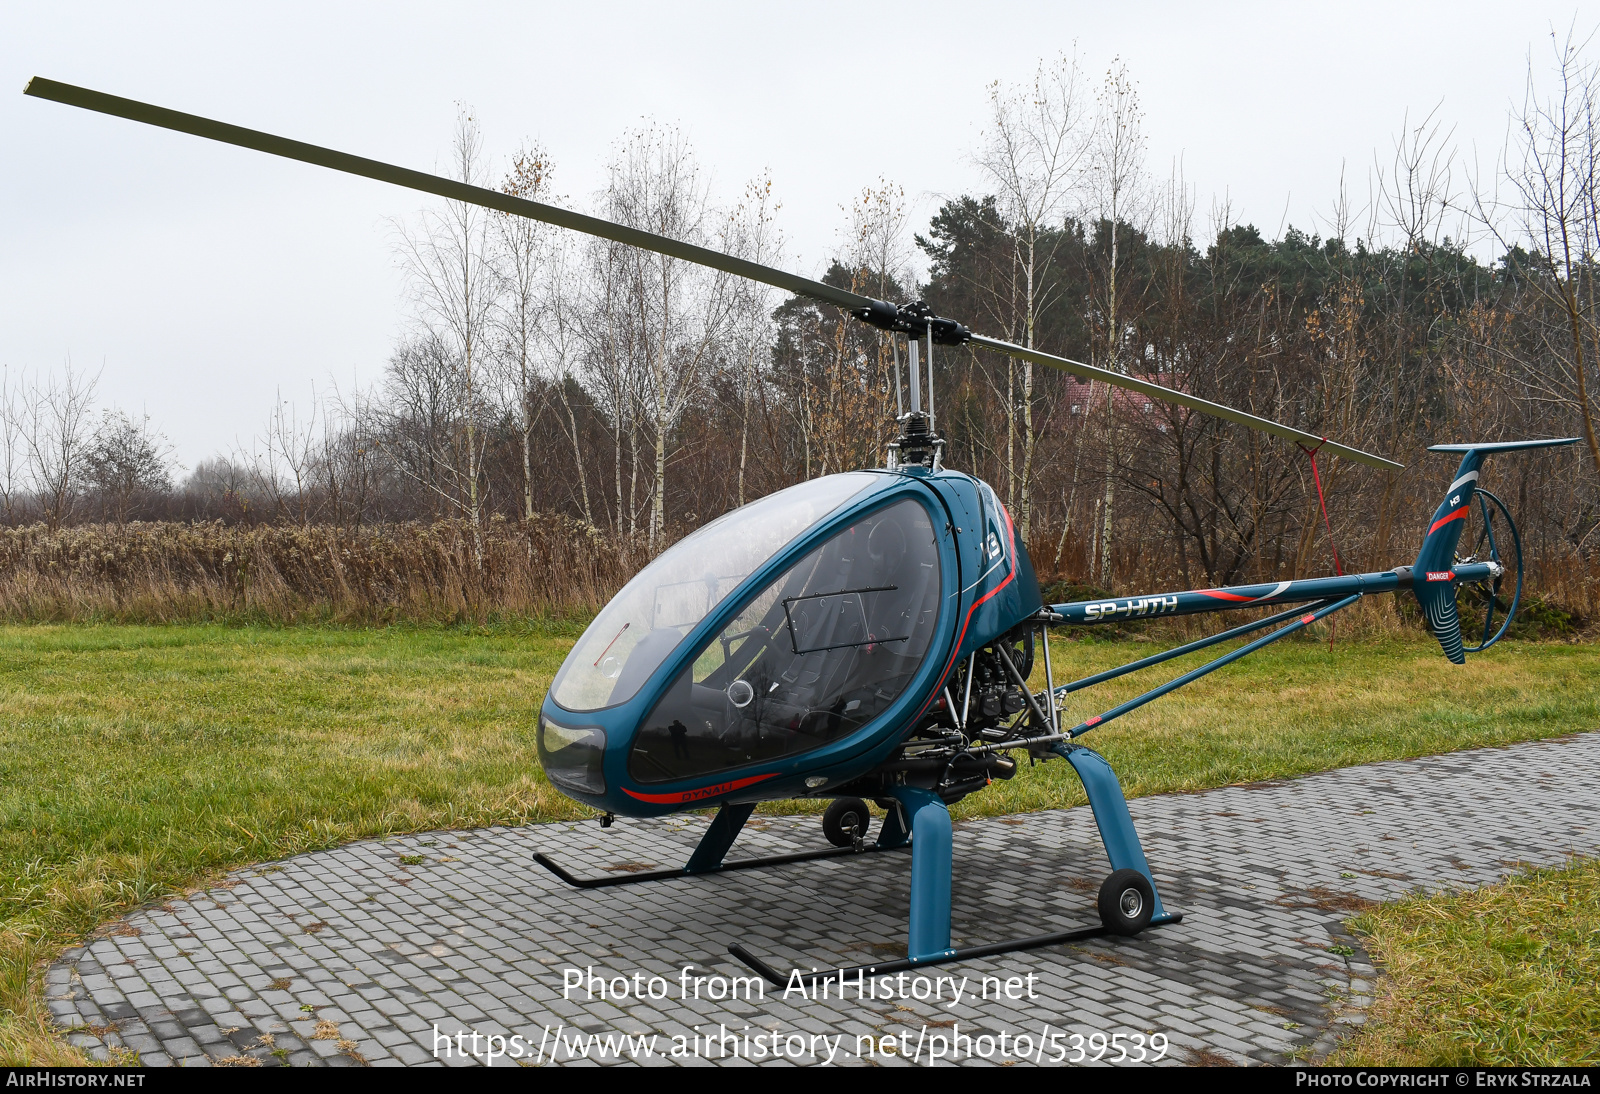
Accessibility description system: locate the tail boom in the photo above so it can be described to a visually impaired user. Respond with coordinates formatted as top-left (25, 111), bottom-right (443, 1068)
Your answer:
top-left (1050, 438), bottom-right (1572, 663)
top-left (1050, 565), bottom-right (1495, 627)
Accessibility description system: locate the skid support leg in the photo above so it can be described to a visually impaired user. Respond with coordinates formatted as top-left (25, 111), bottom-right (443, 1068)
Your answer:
top-left (685, 803), bottom-right (756, 874)
top-left (1054, 743), bottom-right (1175, 924)
top-left (727, 754), bottom-right (1184, 986)
top-left (883, 786), bottom-right (954, 961)
top-left (875, 797), bottom-right (910, 849)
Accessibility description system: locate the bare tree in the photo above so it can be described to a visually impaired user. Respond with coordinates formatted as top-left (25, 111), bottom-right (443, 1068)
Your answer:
top-left (320, 381), bottom-right (383, 529)
top-left (975, 50), bottom-right (1090, 539)
top-left (1377, 105), bottom-right (1461, 253)
top-left (819, 180), bottom-right (909, 474)
top-left (725, 173), bottom-right (783, 507)
top-left (603, 123), bottom-right (735, 545)
top-left (543, 233), bottom-right (595, 526)
top-left (583, 235), bottom-right (645, 536)
top-left (182, 457), bottom-right (258, 521)
top-left (22, 361), bottom-right (100, 531)
top-left (494, 142), bottom-right (555, 520)
top-left (375, 330), bottom-right (472, 519)
top-left (84, 408), bottom-right (176, 522)
top-left (247, 392), bottom-right (321, 526)
top-left (1088, 58), bottom-right (1148, 585)
top-left (1358, 105), bottom-right (1462, 563)
top-left (394, 106), bottom-right (500, 562)
top-left (0, 366), bottom-right (25, 523)
top-left (1488, 28), bottom-right (1600, 477)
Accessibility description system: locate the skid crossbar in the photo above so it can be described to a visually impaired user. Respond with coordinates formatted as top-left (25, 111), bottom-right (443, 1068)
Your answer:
top-left (533, 843), bottom-right (897, 889)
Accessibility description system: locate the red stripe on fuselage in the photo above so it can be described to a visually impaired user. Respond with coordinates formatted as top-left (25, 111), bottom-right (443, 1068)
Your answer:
top-left (923, 500), bottom-right (1020, 723)
top-left (1427, 508), bottom-right (1469, 537)
top-left (622, 773), bottom-right (777, 805)
top-left (1197, 589), bottom-right (1254, 602)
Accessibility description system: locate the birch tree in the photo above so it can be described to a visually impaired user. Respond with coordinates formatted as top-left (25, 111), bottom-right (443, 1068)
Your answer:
top-left (724, 173), bottom-right (782, 506)
top-left (583, 236), bottom-right (644, 535)
top-left (603, 124), bottom-right (735, 545)
top-left (1088, 58), bottom-right (1148, 585)
top-left (833, 181), bottom-right (910, 471)
top-left (543, 232), bottom-right (595, 526)
top-left (393, 107), bottom-right (499, 562)
top-left (976, 51), bottom-right (1090, 539)
top-left (495, 143), bottom-right (555, 520)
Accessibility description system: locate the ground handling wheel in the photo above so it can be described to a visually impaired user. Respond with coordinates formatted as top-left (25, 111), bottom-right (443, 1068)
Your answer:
top-left (1097, 869), bottom-right (1155, 936)
top-left (822, 797), bottom-right (872, 848)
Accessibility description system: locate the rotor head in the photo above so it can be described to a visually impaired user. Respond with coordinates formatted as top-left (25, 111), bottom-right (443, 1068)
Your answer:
top-left (851, 298), bottom-right (971, 346)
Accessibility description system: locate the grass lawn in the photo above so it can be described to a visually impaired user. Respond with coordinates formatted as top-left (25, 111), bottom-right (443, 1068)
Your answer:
top-left (956, 632), bottom-right (1598, 818)
top-left (1333, 858), bottom-right (1600, 1066)
top-left (0, 622), bottom-right (1594, 1063)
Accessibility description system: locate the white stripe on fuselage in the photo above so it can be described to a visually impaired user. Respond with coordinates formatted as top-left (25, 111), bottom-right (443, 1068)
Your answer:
top-left (1253, 580), bottom-right (1292, 602)
top-left (1447, 470), bottom-right (1480, 496)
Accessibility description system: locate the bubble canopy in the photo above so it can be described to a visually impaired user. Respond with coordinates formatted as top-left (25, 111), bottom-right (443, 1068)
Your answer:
top-left (549, 473), bottom-right (879, 713)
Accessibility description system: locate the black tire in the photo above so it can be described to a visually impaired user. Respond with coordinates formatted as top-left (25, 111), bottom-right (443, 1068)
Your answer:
top-left (822, 797), bottom-right (872, 848)
top-left (1097, 869), bottom-right (1155, 936)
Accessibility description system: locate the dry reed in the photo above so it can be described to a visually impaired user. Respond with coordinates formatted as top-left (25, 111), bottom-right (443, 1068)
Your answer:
top-left (0, 517), bottom-right (647, 625)
top-left (0, 517), bottom-right (1592, 634)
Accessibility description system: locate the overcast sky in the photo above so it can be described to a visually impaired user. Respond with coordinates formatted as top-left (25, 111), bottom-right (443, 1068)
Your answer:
top-left (2, 1), bottom-right (1595, 470)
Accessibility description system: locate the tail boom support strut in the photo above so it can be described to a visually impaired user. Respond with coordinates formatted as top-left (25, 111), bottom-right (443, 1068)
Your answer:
top-left (1053, 594), bottom-right (1364, 739)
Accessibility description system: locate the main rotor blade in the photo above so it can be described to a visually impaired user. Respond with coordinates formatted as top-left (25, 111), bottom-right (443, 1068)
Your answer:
top-left (23, 77), bottom-right (1404, 474)
top-left (969, 334), bottom-right (1404, 471)
top-left (23, 77), bottom-right (874, 314)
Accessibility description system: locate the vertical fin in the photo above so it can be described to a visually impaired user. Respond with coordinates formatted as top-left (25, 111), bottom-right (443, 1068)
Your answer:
top-left (1412, 455), bottom-right (1482, 664)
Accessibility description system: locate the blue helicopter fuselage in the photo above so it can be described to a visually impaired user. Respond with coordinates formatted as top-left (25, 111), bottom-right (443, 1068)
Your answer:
top-left (537, 467), bottom-right (1043, 818)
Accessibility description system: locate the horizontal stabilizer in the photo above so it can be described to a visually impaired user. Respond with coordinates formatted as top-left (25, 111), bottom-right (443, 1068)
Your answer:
top-left (1427, 438), bottom-right (1579, 453)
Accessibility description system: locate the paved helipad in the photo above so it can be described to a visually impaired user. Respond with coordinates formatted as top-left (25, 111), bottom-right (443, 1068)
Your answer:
top-left (45, 733), bottom-right (1600, 1067)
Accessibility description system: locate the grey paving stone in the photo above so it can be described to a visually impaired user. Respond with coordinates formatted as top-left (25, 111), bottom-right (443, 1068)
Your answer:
top-left (47, 733), bottom-right (1600, 1067)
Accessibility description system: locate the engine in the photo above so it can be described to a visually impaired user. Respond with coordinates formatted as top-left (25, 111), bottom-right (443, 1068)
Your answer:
top-left (833, 623), bottom-right (1056, 806)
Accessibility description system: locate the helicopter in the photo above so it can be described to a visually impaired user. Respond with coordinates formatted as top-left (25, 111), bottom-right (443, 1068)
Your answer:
top-left (24, 76), bottom-right (1580, 986)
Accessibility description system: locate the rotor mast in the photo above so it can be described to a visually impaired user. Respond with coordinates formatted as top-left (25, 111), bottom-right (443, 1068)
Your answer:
top-left (870, 300), bottom-right (958, 471)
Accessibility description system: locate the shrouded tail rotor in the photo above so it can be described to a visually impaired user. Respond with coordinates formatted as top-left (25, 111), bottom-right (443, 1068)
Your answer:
top-left (1412, 439), bottom-right (1577, 662)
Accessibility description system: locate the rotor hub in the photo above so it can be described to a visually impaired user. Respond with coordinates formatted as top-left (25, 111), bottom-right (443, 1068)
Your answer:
top-left (851, 298), bottom-right (971, 346)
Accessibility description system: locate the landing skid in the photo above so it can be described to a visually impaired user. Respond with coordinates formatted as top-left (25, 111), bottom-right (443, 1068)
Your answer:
top-left (537, 745), bottom-right (1182, 980)
top-left (533, 800), bottom-right (902, 890)
top-left (726, 746), bottom-right (1186, 983)
top-left (730, 914), bottom-right (1183, 986)
top-left (533, 842), bottom-right (898, 889)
